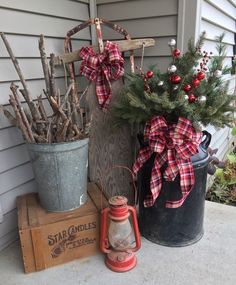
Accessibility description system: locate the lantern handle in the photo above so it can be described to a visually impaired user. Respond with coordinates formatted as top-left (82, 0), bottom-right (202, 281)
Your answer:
top-left (128, 206), bottom-right (141, 252)
top-left (99, 165), bottom-right (137, 211)
top-left (100, 207), bottom-right (112, 254)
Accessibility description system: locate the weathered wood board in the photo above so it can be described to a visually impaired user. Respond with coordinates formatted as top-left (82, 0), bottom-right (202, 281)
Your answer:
top-left (86, 79), bottom-right (135, 203)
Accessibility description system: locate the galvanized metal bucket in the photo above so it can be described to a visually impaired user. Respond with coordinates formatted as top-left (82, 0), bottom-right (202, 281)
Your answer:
top-left (27, 138), bottom-right (89, 212)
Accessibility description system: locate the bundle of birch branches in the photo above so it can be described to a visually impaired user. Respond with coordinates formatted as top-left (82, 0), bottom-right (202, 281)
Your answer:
top-left (0, 33), bottom-right (88, 143)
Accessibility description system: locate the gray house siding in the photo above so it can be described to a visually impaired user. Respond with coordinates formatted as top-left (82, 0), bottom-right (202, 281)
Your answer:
top-left (200, 0), bottom-right (236, 161)
top-left (0, 0), bottom-right (91, 251)
top-left (97, 0), bottom-right (178, 71)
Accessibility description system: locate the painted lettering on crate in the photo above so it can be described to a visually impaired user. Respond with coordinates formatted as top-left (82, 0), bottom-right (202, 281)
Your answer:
top-left (47, 221), bottom-right (97, 258)
top-left (48, 222), bottom-right (97, 246)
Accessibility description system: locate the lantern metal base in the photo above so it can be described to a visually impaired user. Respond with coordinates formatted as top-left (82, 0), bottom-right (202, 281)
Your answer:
top-left (105, 251), bottom-right (137, 272)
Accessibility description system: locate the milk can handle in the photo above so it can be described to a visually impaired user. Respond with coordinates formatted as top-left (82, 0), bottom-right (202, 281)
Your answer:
top-left (201, 130), bottom-right (212, 150)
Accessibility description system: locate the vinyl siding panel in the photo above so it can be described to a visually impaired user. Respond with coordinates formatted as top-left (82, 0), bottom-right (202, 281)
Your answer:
top-left (200, 0), bottom-right (236, 165)
top-left (97, 0), bottom-right (178, 72)
top-left (0, 0), bottom-right (91, 249)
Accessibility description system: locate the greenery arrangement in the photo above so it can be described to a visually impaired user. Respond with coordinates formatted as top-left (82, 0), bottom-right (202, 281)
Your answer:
top-left (206, 151), bottom-right (236, 206)
top-left (112, 33), bottom-right (236, 131)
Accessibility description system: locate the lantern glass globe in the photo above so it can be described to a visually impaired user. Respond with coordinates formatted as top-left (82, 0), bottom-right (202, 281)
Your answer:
top-left (108, 219), bottom-right (135, 250)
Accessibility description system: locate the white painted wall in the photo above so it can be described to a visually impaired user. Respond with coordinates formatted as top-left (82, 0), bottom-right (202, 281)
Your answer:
top-left (0, 0), bottom-right (91, 251)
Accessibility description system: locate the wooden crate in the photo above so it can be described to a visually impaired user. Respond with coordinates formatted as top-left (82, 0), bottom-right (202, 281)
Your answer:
top-left (17, 183), bottom-right (107, 273)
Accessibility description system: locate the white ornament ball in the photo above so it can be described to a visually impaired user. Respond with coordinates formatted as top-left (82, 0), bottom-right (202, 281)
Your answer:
top-left (184, 94), bottom-right (189, 101)
top-left (168, 39), bottom-right (176, 47)
top-left (158, 81), bottom-right (164, 86)
top-left (214, 70), bottom-right (222, 78)
top-left (198, 95), bottom-right (207, 103)
top-left (168, 65), bottom-right (177, 73)
top-left (173, 85), bottom-right (178, 90)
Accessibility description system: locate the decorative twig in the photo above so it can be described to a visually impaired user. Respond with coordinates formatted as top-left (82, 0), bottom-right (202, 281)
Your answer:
top-left (39, 34), bottom-right (51, 98)
top-left (10, 83), bottom-right (35, 142)
top-left (9, 95), bottom-right (31, 142)
top-left (1, 32), bottom-right (41, 121)
top-left (49, 53), bottom-right (57, 97)
top-left (57, 119), bottom-right (70, 142)
top-left (60, 81), bottom-right (73, 109)
top-left (0, 105), bottom-right (17, 126)
top-left (1, 33), bottom-right (89, 143)
top-left (37, 95), bottom-right (48, 123)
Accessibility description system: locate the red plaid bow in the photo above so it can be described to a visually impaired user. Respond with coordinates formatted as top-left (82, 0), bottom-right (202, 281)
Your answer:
top-left (80, 41), bottom-right (124, 111)
top-left (133, 116), bottom-right (202, 208)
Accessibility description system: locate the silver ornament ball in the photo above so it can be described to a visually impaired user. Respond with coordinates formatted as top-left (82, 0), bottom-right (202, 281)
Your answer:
top-left (184, 94), bottom-right (189, 101)
top-left (168, 65), bottom-right (177, 73)
top-left (198, 95), bottom-right (206, 103)
top-left (214, 70), bottom-right (222, 78)
top-left (168, 39), bottom-right (176, 47)
top-left (158, 81), bottom-right (164, 86)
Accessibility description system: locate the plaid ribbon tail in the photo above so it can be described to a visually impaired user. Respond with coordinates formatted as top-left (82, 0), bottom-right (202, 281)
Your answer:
top-left (144, 153), bottom-right (166, 207)
top-left (165, 158), bottom-right (195, 208)
top-left (95, 69), bottom-right (112, 111)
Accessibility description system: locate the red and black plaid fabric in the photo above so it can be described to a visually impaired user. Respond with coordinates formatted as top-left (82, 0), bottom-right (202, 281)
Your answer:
top-left (79, 41), bottom-right (124, 111)
top-left (133, 116), bottom-right (202, 208)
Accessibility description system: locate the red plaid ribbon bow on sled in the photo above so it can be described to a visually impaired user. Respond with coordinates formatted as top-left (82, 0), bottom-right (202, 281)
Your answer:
top-left (133, 116), bottom-right (202, 208)
top-left (79, 41), bottom-right (124, 111)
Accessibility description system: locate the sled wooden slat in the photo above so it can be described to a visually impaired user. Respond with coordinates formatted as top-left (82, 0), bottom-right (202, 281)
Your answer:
top-left (54, 38), bottom-right (155, 65)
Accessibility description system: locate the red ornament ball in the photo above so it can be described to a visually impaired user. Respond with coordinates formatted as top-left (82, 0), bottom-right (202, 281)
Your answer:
top-left (192, 78), bottom-right (200, 88)
top-left (170, 74), bottom-right (181, 84)
top-left (188, 93), bottom-right (196, 103)
top-left (146, 70), bottom-right (154, 78)
top-left (172, 48), bottom-right (181, 58)
top-left (183, 84), bottom-right (191, 92)
top-left (196, 71), bottom-right (205, 80)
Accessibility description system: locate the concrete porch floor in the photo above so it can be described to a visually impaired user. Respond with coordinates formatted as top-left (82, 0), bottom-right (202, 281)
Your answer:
top-left (0, 201), bottom-right (236, 285)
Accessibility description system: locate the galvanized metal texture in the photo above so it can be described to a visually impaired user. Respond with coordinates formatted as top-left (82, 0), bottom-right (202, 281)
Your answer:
top-left (27, 138), bottom-right (89, 212)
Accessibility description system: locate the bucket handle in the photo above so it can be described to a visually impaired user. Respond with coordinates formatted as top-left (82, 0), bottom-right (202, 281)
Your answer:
top-left (99, 165), bottom-right (137, 211)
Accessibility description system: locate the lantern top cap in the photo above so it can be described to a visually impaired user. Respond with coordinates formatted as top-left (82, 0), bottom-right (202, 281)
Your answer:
top-left (109, 196), bottom-right (128, 207)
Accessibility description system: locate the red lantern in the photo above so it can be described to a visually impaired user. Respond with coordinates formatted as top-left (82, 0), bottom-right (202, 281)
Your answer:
top-left (188, 93), bottom-right (196, 103)
top-left (192, 78), bottom-right (200, 88)
top-left (172, 48), bottom-right (181, 58)
top-left (196, 71), bottom-right (205, 80)
top-left (100, 196), bottom-right (141, 272)
top-left (170, 74), bottom-right (181, 84)
top-left (183, 84), bottom-right (191, 92)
